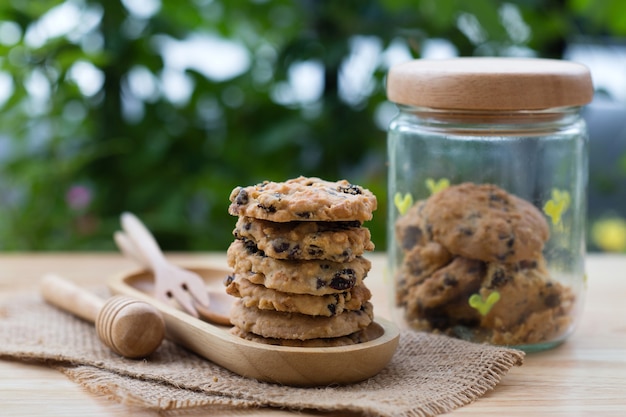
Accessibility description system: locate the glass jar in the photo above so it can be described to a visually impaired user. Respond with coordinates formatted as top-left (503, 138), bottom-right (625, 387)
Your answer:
top-left (385, 58), bottom-right (593, 351)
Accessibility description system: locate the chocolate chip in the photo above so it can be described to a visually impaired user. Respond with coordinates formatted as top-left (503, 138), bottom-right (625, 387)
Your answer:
top-left (272, 240), bottom-right (290, 253)
top-left (329, 269), bottom-right (356, 290)
top-left (337, 184), bottom-right (362, 195)
top-left (327, 303), bottom-right (337, 315)
top-left (235, 189), bottom-right (249, 205)
top-left (489, 192), bottom-right (508, 204)
top-left (316, 278), bottom-right (326, 289)
top-left (243, 240), bottom-right (266, 256)
top-left (257, 204), bottom-right (276, 213)
top-left (223, 275), bottom-right (234, 286)
top-left (307, 246), bottom-right (324, 257)
top-left (518, 260), bottom-right (538, 269)
top-left (296, 211), bottom-right (312, 219)
top-left (288, 245), bottom-right (301, 258)
top-left (544, 292), bottom-right (561, 308)
top-left (490, 268), bottom-right (510, 287)
top-left (401, 225), bottom-right (423, 249)
top-left (443, 274), bottom-right (458, 286)
top-left (458, 226), bottom-right (474, 237)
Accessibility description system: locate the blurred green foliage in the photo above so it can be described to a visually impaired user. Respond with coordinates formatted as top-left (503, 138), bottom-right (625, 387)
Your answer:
top-left (0, 0), bottom-right (621, 251)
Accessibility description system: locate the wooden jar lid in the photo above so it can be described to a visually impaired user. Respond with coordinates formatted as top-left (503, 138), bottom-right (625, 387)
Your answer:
top-left (386, 58), bottom-right (594, 110)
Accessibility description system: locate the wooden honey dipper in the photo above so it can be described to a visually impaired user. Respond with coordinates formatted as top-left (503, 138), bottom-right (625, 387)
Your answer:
top-left (40, 274), bottom-right (165, 359)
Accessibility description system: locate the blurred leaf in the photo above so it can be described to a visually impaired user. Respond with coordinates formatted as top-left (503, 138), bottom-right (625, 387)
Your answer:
top-left (0, 0), bottom-right (624, 251)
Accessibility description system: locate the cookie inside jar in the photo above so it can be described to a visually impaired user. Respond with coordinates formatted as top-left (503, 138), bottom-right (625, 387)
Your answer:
top-left (394, 182), bottom-right (576, 349)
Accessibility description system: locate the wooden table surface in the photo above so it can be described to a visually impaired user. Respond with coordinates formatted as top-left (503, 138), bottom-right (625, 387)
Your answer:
top-left (1, 252), bottom-right (625, 416)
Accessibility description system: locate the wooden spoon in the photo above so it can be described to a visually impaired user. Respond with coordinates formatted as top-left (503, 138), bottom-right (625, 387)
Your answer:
top-left (108, 266), bottom-right (401, 386)
top-left (114, 229), bottom-right (232, 325)
top-left (40, 274), bottom-right (165, 359)
top-left (118, 212), bottom-right (211, 318)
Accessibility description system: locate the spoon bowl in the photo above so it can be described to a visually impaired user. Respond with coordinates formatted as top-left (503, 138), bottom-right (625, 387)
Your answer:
top-left (107, 264), bottom-right (400, 386)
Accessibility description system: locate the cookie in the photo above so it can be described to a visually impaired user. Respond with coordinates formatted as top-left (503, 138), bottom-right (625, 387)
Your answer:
top-left (229, 300), bottom-right (374, 340)
top-left (225, 275), bottom-right (372, 317)
top-left (233, 216), bottom-right (374, 262)
top-left (227, 239), bottom-right (370, 295)
top-left (230, 323), bottom-right (380, 347)
top-left (228, 176), bottom-right (377, 223)
top-left (404, 257), bottom-right (485, 329)
top-left (395, 242), bottom-right (453, 306)
top-left (400, 253), bottom-right (575, 345)
top-left (479, 260), bottom-right (570, 331)
top-left (421, 182), bottom-right (549, 263)
top-left (488, 295), bottom-right (574, 346)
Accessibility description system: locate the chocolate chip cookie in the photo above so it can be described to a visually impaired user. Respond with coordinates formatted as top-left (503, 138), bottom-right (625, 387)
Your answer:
top-left (225, 275), bottom-right (372, 317)
top-left (479, 260), bottom-right (571, 331)
top-left (393, 182), bottom-right (575, 347)
top-left (228, 176), bottom-right (378, 223)
top-left (398, 251), bottom-right (574, 345)
top-left (230, 324), bottom-right (379, 347)
top-left (421, 182), bottom-right (549, 263)
top-left (229, 300), bottom-right (374, 340)
top-left (404, 257), bottom-right (485, 329)
top-left (233, 216), bottom-right (374, 262)
top-left (395, 241), bottom-right (453, 306)
top-left (227, 239), bottom-right (370, 295)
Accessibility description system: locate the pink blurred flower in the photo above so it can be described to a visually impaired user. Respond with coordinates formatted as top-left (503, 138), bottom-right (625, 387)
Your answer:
top-left (66, 185), bottom-right (92, 211)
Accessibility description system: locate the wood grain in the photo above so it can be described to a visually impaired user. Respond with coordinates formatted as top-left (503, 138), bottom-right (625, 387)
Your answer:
top-left (386, 58), bottom-right (593, 110)
top-left (1, 252), bottom-right (626, 416)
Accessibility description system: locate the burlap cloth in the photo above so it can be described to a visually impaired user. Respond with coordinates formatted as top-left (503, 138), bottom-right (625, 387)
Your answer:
top-left (0, 291), bottom-right (524, 417)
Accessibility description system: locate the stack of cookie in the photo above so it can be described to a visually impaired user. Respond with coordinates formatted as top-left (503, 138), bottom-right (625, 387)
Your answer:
top-left (395, 182), bottom-right (575, 346)
top-left (225, 176), bottom-right (378, 347)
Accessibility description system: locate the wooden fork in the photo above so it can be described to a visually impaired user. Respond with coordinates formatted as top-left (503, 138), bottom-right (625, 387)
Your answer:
top-left (116, 212), bottom-right (210, 318)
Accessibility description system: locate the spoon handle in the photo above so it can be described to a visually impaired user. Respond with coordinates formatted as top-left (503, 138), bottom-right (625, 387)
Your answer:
top-left (40, 274), bottom-right (104, 322)
top-left (114, 230), bottom-right (149, 267)
top-left (120, 212), bottom-right (167, 269)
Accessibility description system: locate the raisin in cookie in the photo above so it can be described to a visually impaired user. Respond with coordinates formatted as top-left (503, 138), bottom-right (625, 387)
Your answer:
top-left (422, 182), bottom-right (549, 263)
top-left (228, 176), bottom-right (377, 223)
top-left (227, 239), bottom-right (370, 295)
top-left (229, 300), bottom-right (374, 340)
top-left (226, 275), bottom-right (371, 317)
top-left (233, 216), bottom-right (374, 262)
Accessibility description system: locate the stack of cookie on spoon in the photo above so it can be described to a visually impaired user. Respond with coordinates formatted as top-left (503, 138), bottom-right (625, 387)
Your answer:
top-left (225, 176), bottom-right (378, 347)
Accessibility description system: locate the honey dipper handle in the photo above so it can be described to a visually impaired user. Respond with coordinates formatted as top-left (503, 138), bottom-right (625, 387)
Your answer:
top-left (40, 274), bottom-right (104, 322)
